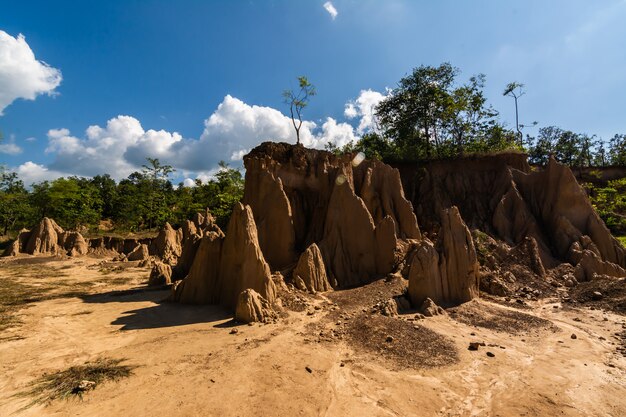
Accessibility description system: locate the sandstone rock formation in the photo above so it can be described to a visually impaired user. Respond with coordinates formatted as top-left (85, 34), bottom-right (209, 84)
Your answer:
top-left (408, 207), bottom-right (480, 307)
top-left (172, 203), bottom-right (276, 309)
top-left (419, 298), bottom-right (445, 317)
top-left (398, 154), bottom-right (626, 276)
top-left (127, 243), bottom-right (149, 261)
top-left (292, 243), bottom-right (332, 293)
top-left (25, 217), bottom-right (65, 254)
top-left (61, 231), bottom-right (89, 257)
top-left (234, 289), bottom-right (277, 323)
top-left (243, 142), bottom-right (420, 287)
top-left (4, 229), bottom-right (30, 256)
top-left (149, 223), bottom-right (182, 265)
top-left (5, 218), bottom-right (90, 257)
top-left (149, 261), bottom-right (173, 286)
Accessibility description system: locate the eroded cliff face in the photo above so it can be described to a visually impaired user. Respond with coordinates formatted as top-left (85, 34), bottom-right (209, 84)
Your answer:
top-left (408, 207), bottom-right (480, 307)
top-left (396, 154), bottom-right (626, 276)
top-left (243, 142), bottom-right (421, 287)
top-left (171, 203), bottom-right (276, 309)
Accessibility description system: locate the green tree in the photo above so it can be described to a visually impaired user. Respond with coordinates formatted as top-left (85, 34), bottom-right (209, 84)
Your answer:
top-left (283, 76), bottom-right (316, 145)
top-left (0, 170), bottom-right (33, 234)
top-left (191, 161), bottom-right (244, 228)
top-left (376, 63), bottom-right (458, 158)
top-left (141, 158), bottom-right (175, 230)
top-left (91, 174), bottom-right (119, 220)
top-left (28, 177), bottom-right (102, 229)
top-left (375, 63), bottom-right (512, 160)
top-left (609, 134), bottom-right (626, 166)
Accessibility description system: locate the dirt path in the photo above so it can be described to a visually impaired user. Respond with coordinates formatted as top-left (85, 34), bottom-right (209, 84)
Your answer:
top-left (0, 256), bottom-right (625, 416)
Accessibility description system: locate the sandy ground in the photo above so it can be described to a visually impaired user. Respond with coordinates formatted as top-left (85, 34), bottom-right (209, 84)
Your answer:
top-left (1, 255), bottom-right (625, 417)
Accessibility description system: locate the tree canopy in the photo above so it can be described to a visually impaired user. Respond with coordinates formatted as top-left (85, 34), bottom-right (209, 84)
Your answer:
top-left (0, 158), bottom-right (244, 235)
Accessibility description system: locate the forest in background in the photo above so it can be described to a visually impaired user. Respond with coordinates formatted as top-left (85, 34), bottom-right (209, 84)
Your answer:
top-left (2, 63), bottom-right (626, 238)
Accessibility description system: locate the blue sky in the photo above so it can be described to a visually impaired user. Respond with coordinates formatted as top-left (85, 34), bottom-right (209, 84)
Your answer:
top-left (1, 0), bottom-right (625, 185)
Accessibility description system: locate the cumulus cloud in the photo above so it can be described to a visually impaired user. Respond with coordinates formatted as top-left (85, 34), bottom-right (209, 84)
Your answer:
top-left (344, 89), bottom-right (387, 134)
top-left (158, 94), bottom-right (357, 172)
top-left (323, 2), bottom-right (338, 19)
top-left (0, 30), bottom-right (62, 115)
top-left (0, 141), bottom-right (22, 155)
top-left (19, 91), bottom-right (384, 182)
top-left (15, 161), bottom-right (65, 186)
top-left (46, 116), bottom-right (183, 179)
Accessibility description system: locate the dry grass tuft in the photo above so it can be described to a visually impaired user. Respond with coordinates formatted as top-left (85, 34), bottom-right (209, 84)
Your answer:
top-left (16, 358), bottom-right (134, 406)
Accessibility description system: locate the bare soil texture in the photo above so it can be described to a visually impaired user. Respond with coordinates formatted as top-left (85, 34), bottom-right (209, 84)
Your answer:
top-left (1, 255), bottom-right (625, 417)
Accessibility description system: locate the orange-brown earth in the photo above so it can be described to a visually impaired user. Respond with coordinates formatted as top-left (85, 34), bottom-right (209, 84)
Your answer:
top-left (1, 255), bottom-right (625, 417)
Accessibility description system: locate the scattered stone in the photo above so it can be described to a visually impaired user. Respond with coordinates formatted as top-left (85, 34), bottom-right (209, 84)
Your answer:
top-left (486, 352), bottom-right (495, 357)
top-left (77, 380), bottom-right (96, 392)
top-left (571, 333), bottom-right (577, 340)
top-left (591, 291), bottom-right (603, 301)
top-left (305, 366), bottom-right (313, 373)
top-left (230, 328), bottom-right (239, 335)
top-left (386, 335), bottom-right (394, 343)
top-left (468, 342), bottom-right (485, 351)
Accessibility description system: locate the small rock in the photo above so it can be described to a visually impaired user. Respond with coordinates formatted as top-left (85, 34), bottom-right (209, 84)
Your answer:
top-left (591, 291), bottom-right (603, 301)
top-left (486, 352), bottom-right (495, 357)
top-left (305, 366), bottom-right (313, 373)
top-left (229, 328), bottom-right (239, 335)
top-left (571, 333), bottom-right (577, 340)
top-left (77, 380), bottom-right (96, 391)
top-left (468, 342), bottom-right (485, 351)
top-left (386, 335), bottom-right (394, 343)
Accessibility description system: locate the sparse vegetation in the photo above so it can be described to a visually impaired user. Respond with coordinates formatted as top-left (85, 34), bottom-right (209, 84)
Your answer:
top-left (16, 358), bottom-right (134, 405)
top-left (0, 262), bottom-right (94, 335)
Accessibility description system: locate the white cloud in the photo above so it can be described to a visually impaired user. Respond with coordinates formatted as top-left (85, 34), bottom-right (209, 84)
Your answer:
top-left (323, 2), bottom-right (338, 20)
top-left (18, 91), bottom-right (383, 182)
top-left (0, 31), bottom-right (62, 115)
top-left (46, 116), bottom-right (183, 179)
top-left (344, 89), bottom-right (387, 134)
top-left (182, 178), bottom-right (196, 188)
top-left (15, 161), bottom-right (65, 185)
top-left (230, 148), bottom-right (250, 161)
top-left (168, 94), bottom-right (357, 171)
top-left (0, 142), bottom-right (22, 155)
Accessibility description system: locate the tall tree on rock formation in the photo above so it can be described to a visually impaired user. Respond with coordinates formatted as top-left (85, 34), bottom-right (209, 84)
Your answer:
top-left (283, 76), bottom-right (316, 145)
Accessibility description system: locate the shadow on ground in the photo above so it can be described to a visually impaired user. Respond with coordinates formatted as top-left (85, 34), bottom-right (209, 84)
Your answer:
top-left (80, 285), bottom-right (172, 304)
top-left (110, 302), bottom-right (233, 330)
top-left (79, 285), bottom-right (234, 330)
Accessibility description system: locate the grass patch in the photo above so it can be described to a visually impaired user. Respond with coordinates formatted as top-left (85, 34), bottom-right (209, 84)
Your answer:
top-left (16, 358), bottom-right (134, 406)
top-left (617, 236), bottom-right (626, 247)
top-left (0, 265), bottom-right (95, 334)
top-left (0, 279), bottom-right (47, 332)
